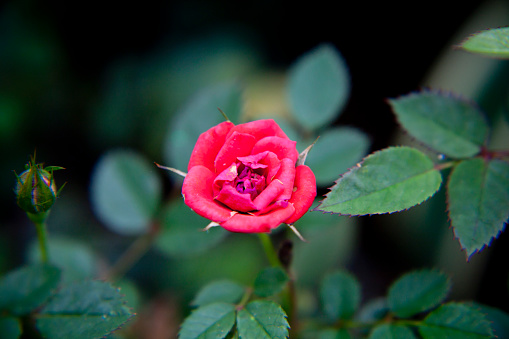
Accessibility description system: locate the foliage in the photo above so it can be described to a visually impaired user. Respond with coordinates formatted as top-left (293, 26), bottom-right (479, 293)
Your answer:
top-left (2, 6), bottom-right (509, 338)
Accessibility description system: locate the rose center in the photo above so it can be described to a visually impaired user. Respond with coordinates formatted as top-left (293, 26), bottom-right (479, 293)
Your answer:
top-left (234, 164), bottom-right (266, 199)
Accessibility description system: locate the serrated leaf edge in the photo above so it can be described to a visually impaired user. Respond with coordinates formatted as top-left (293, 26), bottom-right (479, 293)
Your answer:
top-left (313, 146), bottom-right (442, 216)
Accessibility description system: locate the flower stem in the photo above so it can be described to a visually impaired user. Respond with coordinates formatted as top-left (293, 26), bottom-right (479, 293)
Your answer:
top-left (257, 233), bottom-right (281, 267)
top-left (34, 221), bottom-right (49, 263)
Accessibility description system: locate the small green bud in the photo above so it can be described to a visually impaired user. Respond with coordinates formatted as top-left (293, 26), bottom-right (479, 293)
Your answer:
top-left (14, 155), bottom-right (64, 218)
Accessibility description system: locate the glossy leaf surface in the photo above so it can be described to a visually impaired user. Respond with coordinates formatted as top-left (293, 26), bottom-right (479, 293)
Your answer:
top-left (418, 303), bottom-right (493, 338)
top-left (447, 158), bottom-right (509, 258)
top-left (179, 302), bottom-right (236, 339)
top-left (316, 147), bottom-right (442, 215)
top-left (36, 280), bottom-right (133, 339)
top-left (389, 91), bottom-right (489, 158)
top-left (369, 324), bottom-right (417, 339)
top-left (236, 300), bottom-right (289, 339)
top-left (459, 27), bottom-right (509, 58)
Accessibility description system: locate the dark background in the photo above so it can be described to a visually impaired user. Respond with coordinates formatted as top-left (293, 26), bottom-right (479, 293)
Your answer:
top-left (2, 0), bottom-right (508, 327)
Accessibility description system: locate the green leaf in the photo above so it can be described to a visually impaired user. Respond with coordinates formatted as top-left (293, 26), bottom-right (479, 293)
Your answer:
top-left (287, 44), bottom-right (350, 131)
top-left (447, 158), bottom-right (509, 258)
top-left (306, 127), bottom-right (370, 186)
top-left (0, 264), bottom-right (61, 315)
top-left (358, 298), bottom-right (389, 323)
top-left (236, 300), bottom-right (289, 339)
top-left (320, 270), bottom-right (361, 321)
top-left (369, 324), bottom-right (418, 339)
top-left (0, 317), bottom-right (22, 339)
top-left (459, 27), bottom-right (509, 58)
top-left (470, 302), bottom-right (509, 338)
top-left (36, 280), bottom-right (134, 339)
top-left (27, 236), bottom-right (98, 284)
top-left (418, 302), bottom-right (493, 338)
top-left (191, 280), bottom-right (245, 307)
top-left (388, 269), bottom-right (450, 318)
top-left (319, 328), bottom-right (352, 339)
top-left (155, 199), bottom-right (228, 257)
top-left (90, 149), bottom-right (162, 235)
top-left (316, 147), bottom-right (442, 215)
top-left (179, 302), bottom-right (236, 339)
top-left (164, 81), bottom-right (243, 174)
top-left (389, 91), bottom-right (489, 158)
top-left (253, 267), bottom-right (289, 297)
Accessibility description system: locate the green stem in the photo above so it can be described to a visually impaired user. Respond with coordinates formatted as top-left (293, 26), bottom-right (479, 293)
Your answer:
top-left (257, 233), bottom-right (281, 268)
top-left (34, 221), bottom-right (49, 263)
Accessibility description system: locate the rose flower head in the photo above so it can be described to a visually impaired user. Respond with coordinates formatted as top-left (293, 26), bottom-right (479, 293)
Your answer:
top-left (182, 119), bottom-right (316, 233)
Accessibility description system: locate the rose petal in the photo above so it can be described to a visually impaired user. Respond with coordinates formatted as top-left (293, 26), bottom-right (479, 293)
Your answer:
top-left (252, 179), bottom-right (285, 211)
top-left (226, 119), bottom-right (289, 142)
top-left (215, 184), bottom-right (257, 212)
top-left (258, 151), bottom-right (281, 184)
top-left (221, 203), bottom-right (296, 233)
top-left (284, 165), bottom-right (317, 225)
top-left (182, 165), bottom-right (233, 223)
top-left (214, 131), bottom-right (256, 174)
top-left (273, 158), bottom-right (296, 201)
top-left (251, 136), bottom-right (299, 164)
top-left (188, 121), bottom-right (234, 171)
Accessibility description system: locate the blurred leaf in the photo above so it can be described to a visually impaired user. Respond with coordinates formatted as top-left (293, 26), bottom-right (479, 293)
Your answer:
top-left (163, 81), bottom-right (243, 174)
top-left (316, 147), bottom-right (442, 215)
top-left (36, 280), bottom-right (133, 339)
top-left (292, 208), bottom-right (357, 286)
top-left (369, 324), bottom-right (417, 339)
top-left (0, 264), bottom-right (60, 315)
top-left (306, 127), bottom-right (370, 186)
top-left (115, 279), bottom-right (141, 313)
top-left (319, 328), bottom-right (352, 339)
top-left (90, 149), bottom-right (162, 235)
top-left (179, 302), bottom-right (236, 339)
top-left (236, 300), bottom-right (289, 339)
top-left (253, 267), bottom-right (289, 298)
top-left (447, 158), bottom-right (509, 258)
top-left (0, 317), bottom-right (21, 339)
top-left (287, 44), bottom-right (350, 131)
top-left (418, 302), bottom-right (493, 338)
top-left (389, 91), bottom-right (489, 158)
top-left (155, 199), bottom-right (228, 257)
top-left (388, 269), bottom-right (450, 318)
top-left (191, 280), bottom-right (245, 307)
top-left (470, 302), bottom-right (509, 338)
top-left (357, 298), bottom-right (389, 323)
top-left (27, 236), bottom-right (98, 284)
top-left (320, 270), bottom-right (361, 321)
top-left (459, 27), bottom-right (509, 58)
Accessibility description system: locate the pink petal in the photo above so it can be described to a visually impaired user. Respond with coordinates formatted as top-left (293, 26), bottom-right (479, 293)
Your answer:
top-left (284, 165), bottom-right (317, 225)
top-left (252, 178), bottom-right (285, 211)
top-left (251, 136), bottom-right (298, 164)
top-left (221, 203), bottom-right (296, 233)
top-left (215, 184), bottom-right (257, 212)
top-left (188, 121), bottom-right (234, 172)
top-left (182, 165), bottom-right (233, 223)
top-left (214, 131), bottom-right (256, 174)
top-left (272, 158), bottom-right (296, 201)
top-left (226, 119), bottom-right (289, 142)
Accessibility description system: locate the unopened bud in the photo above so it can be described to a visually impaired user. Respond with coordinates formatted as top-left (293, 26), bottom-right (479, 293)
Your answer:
top-left (14, 156), bottom-right (64, 218)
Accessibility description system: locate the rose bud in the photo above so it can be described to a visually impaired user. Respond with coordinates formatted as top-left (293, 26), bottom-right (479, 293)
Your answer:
top-left (182, 119), bottom-right (317, 233)
top-left (14, 157), bottom-right (64, 220)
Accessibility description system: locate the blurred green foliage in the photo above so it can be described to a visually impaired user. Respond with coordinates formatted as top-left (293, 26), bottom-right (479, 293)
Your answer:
top-left (1, 0), bottom-right (509, 337)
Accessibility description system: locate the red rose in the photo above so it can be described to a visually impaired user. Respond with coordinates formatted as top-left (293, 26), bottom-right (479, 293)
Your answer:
top-left (182, 119), bottom-right (317, 233)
